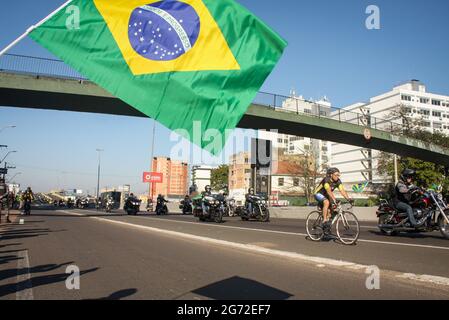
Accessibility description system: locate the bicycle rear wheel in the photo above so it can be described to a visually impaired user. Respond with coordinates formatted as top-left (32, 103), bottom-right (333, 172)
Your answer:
top-left (306, 211), bottom-right (324, 241)
top-left (336, 211), bottom-right (360, 245)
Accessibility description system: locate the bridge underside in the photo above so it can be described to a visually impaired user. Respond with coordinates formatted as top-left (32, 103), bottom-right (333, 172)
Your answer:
top-left (1, 72), bottom-right (449, 165)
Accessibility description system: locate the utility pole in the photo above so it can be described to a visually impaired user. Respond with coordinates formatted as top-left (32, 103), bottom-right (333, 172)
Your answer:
top-left (394, 154), bottom-right (398, 185)
top-left (149, 119), bottom-right (156, 201)
top-left (96, 149), bottom-right (104, 200)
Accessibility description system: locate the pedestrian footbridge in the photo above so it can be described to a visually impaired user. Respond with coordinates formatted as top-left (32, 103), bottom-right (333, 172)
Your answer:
top-left (1, 53), bottom-right (449, 165)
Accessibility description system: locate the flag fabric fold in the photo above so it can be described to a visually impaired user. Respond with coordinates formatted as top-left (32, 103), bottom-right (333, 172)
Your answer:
top-left (30, 0), bottom-right (287, 154)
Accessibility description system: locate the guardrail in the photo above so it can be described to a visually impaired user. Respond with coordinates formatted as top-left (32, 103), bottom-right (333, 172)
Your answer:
top-left (0, 53), bottom-right (399, 132)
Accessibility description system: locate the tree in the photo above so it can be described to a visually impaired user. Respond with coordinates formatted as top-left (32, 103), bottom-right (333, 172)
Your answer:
top-left (280, 151), bottom-right (327, 202)
top-left (377, 104), bottom-right (449, 191)
top-left (210, 165), bottom-right (229, 191)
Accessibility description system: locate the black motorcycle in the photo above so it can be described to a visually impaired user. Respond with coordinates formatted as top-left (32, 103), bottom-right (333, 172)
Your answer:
top-left (124, 197), bottom-right (141, 215)
top-left (377, 188), bottom-right (449, 239)
top-left (156, 197), bottom-right (169, 215)
top-left (193, 194), bottom-right (224, 223)
top-left (240, 195), bottom-right (270, 222)
top-left (179, 199), bottom-right (192, 215)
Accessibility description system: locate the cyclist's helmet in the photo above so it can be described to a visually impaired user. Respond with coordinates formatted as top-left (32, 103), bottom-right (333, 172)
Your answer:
top-left (400, 169), bottom-right (416, 181)
top-left (326, 167), bottom-right (340, 176)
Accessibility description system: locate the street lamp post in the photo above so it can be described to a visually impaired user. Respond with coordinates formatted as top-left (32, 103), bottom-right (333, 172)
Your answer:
top-left (7, 172), bottom-right (21, 183)
top-left (0, 125), bottom-right (16, 134)
top-left (0, 150), bottom-right (17, 164)
top-left (96, 149), bottom-right (104, 199)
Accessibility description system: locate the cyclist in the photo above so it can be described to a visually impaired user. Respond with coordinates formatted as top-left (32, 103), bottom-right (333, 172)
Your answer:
top-left (314, 168), bottom-right (354, 231)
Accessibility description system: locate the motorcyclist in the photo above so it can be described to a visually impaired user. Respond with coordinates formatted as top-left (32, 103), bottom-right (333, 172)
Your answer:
top-left (245, 187), bottom-right (256, 216)
top-left (181, 194), bottom-right (192, 214)
top-left (201, 185), bottom-right (212, 215)
top-left (156, 194), bottom-right (168, 214)
top-left (393, 169), bottom-right (424, 227)
top-left (21, 187), bottom-right (35, 215)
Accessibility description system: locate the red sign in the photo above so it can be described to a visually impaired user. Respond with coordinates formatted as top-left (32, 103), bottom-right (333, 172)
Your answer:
top-left (143, 172), bottom-right (163, 183)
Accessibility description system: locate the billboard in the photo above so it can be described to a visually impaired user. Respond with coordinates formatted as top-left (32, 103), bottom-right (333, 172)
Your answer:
top-left (143, 172), bottom-right (163, 183)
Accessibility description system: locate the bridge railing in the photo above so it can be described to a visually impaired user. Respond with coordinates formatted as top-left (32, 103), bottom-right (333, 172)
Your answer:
top-left (254, 91), bottom-right (400, 132)
top-left (1, 53), bottom-right (399, 133)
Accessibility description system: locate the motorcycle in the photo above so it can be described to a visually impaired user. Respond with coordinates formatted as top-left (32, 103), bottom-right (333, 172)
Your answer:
top-left (124, 197), bottom-right (141, 215)
top-left (179, 199), bottom-right (193, 215)
top-left (240, 195), bottom-right (270, 222)
top-left (156, 197), bottom-right (169, 215)
top-left (376, 188), bottom-right (449, 239)
top-left (224, 197), bottom-right (237, 217)
top-left (105, 199), bottom-right (115, 213)
top-left (193, 194), bottom-right (224, 223)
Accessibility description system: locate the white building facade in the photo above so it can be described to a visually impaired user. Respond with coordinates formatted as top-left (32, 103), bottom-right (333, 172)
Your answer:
top-left (331, 80), bottom-right (449, 189)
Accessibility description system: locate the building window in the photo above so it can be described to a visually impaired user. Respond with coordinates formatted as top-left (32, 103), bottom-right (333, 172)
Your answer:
top-left (420, 97), bottom-right (429, 104)
top-left (434, 123), bottom-right (442, 129)
top-left (278, 138), bottom-right (283, 143)
top-left (244, 158), bottom-right (248, 164)
top-left (303, 145), bottom-right (310, 151)
top-left (293, 178), bottom-right (299, 187)
top-left (432, 111), bottom-right (442, 117)
top-left (401, 95), bottom-right (412, 102)
top-left (432, 99), bottom-right (441, 106)
top-left (278, 178), bottom-right (284, 186)
top-left (304, 109), bottom-right (312, 114)
top-left (320, 111), bottom-right (327, 116)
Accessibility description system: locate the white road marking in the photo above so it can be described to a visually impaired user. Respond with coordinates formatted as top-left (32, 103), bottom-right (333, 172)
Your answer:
top-left (66, 209), bottom-right (449, 251)
top-left (81, 215), bottom-right (449, 288)
top-left (16, 250), bottom-right (34, 300)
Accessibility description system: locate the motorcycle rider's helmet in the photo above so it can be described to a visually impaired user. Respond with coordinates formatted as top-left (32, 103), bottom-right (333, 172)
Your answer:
top-left (205, 185), bottom-right (211, 193)
top-left (326, 167), bottom-right (340, 176)
top-left (400, 168), bottom-right (416, 182)
top-left (248, 187), bottom-right (254, 194)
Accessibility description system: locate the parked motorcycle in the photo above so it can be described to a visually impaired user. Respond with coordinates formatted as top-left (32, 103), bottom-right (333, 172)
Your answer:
top-left (240, 195), bottom-right (270, 222)
top-left (124, 196), bottom-right (141, 215)
top-left (193, 194), bottom-right (224, 223)
top-left (377, 188), bottom-right (449, 239)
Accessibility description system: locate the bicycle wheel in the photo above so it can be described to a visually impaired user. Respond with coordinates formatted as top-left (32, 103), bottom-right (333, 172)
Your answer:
top-left (336, 211), bottom-right (360, 245)
top-left (306, 211), bottom-right (324, 241)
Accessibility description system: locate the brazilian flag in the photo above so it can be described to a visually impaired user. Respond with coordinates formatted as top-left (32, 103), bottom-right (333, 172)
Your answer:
top-left (30, 0), bottom-right (287, 154)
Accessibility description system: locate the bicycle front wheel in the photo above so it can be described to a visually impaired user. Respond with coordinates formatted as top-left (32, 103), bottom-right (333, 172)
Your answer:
top-left (306, 211), bottom-right (324, 241)
top-left (336, 211), bottom-right (360, 245)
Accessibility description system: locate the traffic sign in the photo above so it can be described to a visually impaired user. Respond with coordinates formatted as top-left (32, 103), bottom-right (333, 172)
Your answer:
top-left (0, 168), bottom-right (7, 174)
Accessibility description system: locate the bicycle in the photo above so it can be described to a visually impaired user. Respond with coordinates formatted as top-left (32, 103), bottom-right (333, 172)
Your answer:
top-left (305, 202), bottom-right (360, 245)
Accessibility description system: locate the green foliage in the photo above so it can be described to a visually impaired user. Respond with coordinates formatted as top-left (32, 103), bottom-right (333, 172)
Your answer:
top-left (210, 165), bottom-right (229, 191)
top-left (378, 106), bottom-right (449, 193)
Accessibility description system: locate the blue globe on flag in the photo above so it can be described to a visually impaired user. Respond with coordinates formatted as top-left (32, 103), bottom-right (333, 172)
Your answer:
top-left (128, 1), bottom-right (201, 61)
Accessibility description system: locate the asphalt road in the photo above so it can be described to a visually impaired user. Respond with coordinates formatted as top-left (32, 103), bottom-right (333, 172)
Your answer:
top-left (1, 208), bottom-right (449, 300)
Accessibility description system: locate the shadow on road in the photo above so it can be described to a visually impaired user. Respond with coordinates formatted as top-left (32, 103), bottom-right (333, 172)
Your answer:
top-left (368, 230), bottom-right (446, 241)
top-left (190, 276), bottom-right (293, 300)
top-left (0, 261), bottom-right (75, 282)
top-left (93, 288), bottom-right (138, 300)
top-left (0, 267), bottom-right (99, 298)
top-left (0, 228), bottom-right (65, 241)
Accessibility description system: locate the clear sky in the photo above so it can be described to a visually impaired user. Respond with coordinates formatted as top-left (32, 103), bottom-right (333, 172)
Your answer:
top-left (1, 0), bottom-right (448, 193)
